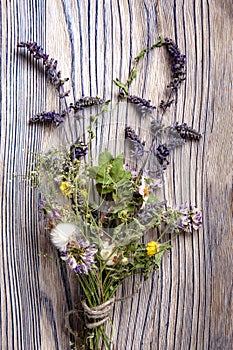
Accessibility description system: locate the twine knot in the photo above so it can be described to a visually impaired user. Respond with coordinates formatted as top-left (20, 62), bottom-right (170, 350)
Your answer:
top-left (81, 297), bottom-right (115, 329)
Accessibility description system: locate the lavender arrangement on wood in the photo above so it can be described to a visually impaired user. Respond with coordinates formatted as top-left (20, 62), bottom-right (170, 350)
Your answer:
top-left (19, 35), bottom-right (203, 350)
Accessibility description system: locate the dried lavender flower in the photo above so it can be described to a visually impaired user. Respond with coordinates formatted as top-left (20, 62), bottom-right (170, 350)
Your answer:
top-left (18, 41), bottom-right (49, 62)
top-left (127, 95), bottom-right (156, 116)
top-left (29, 110), bottom-right (66, 126)
top-left (125, 126), bottom-right (146, 158)
top-left (70, 96), bottom-right (105, 111)
top-left (125, 126), bottom-right (145, 145)
top-left (155, 144), bottom-right (170, 167)
top-left (158, 38), bottom-right (186, 112)
top-left (174, 122), bottom-right (201, 141)
top-left (18, 41), bottom-right (69, 91)
top-left (69, 139), bottom-right (88, 161)
top-left (164, 38), bottom-right (186, 91)
top-left (159, 99), bottom-right (174, 113)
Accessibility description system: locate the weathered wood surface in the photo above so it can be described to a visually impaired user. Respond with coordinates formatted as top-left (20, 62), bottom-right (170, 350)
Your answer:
top-left (0, 1), bottom-right (232, 349)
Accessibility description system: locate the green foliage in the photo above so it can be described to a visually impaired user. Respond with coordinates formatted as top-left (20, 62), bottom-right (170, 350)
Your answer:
top-left (89, 150), bottom-right (131, 196)
top-left (113, 78), bottom-right (129, 95)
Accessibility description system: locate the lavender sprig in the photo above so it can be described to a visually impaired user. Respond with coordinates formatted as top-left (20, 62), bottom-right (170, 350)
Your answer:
top-left (18, 41), bottom-right (69, 92)
top-left (125, 126), bottom-right (146, 158)
top-left (174, 122), bottom-right (201, 141)
top-left (69, 139), bottom-right (88, 161)
top-left (155, 144), bottom-right (170, 168)
top-left (159, 99), bottom-right (174, 113)
top-left (164, 38), bottom-right (186, 92)
top-left (29, 111), bottom-right (66, 126)
top-left (70, 96), bottom-right (105, 112)
top-left (127, 95), bottom-right (156, 116)
top-left (159, 38), bottom-right (186, 113)
top-left (125, 126), bottom-right (145, 145)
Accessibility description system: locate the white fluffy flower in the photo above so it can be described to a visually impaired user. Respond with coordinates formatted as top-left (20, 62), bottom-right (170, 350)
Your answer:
top-left (50, 223), bottom-right (80, 251)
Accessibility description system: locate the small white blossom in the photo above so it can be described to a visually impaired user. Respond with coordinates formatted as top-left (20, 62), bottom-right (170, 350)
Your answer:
top-left (121, 257), bottom-right (129, 265)
top-left (100, 242), bottom-right (117, 266)
top-left (138, 176), bottom-right (149, 208)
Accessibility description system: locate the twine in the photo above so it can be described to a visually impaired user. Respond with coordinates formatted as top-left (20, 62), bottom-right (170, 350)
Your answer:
top-left (81, 297), bottom-right (115, 329)
top-left (66, 284), bottom-right (142, 332)
top-left (82, 283), bottom-right (142, 329)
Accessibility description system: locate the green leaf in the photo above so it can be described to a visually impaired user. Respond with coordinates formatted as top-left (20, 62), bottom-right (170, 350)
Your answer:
top-left (88, 165), bottom-right (99, 178)
top-left (110, 154), bottom-right (131, 182)
top-left (112, 222), bottom-right (125, 237)
top-left (89, 151), bottom-right (132, 196)
top-left (114, 179), bottom-right (134, 201)
top-left (113, 79), bottom-right (129, 95)
top-left (96, 182), bottom-right (115, 194)
top-left (98, 149), bottom-right (113, 166)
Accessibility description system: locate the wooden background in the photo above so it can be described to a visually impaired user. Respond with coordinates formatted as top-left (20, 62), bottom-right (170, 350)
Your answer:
top-left (0, 1), bottom-right (232, 349)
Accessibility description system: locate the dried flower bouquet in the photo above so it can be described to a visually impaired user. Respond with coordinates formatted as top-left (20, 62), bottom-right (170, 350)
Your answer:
top-left (18, 37), bottom-right (202, 350)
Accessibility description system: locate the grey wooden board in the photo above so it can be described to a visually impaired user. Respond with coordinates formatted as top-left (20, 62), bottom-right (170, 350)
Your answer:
top-left (0, 1), bottom-right (232, 349)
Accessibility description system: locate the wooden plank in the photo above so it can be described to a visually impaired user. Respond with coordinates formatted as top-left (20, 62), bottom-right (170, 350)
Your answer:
top-left (0, 0), bottom-right (232, 349)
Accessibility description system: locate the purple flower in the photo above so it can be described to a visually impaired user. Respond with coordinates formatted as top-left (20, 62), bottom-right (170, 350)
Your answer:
top-left (127, 95), bottom-right (156, 116)
top-left (164, 38), bottom-right (186, 91)
top-left (189, 206), bottom-right (202, 230)
top-left (52, 208), bottom-right (62, 221)
top-left (38, 199), bottom-right (62, 222)
top-left (69, 140), bottom-right (88, 161)
top-left (125, 126), bottom-right (146, 158)
top-left (18, 41), bottom-right (69, 91)
top-left (29, 110), bottom-right (66, 126)
top-left (155, 144), bottom-right (170, 168)
top-left (18, 41), bottom-right (48, 62)
top-left (176, 206), bottom-right (190, 230)
top-left (174, 122), bottom-right (201, 141)
top-left (177, 205), bottom-right (202, 232)
top-left (70, 96), bottom-right (105, 111)
top-left (61, 240), bottom-right (98, 275)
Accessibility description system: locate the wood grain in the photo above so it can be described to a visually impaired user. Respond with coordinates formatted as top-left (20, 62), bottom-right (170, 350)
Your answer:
top-left (0, 1), bottom-right (232, 349)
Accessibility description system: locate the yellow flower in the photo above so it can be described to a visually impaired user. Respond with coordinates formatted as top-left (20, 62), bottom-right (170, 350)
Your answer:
top-left (146, 241), bottom-right (160, 256)
top-left (60, 181), bottom-right (73, 197)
